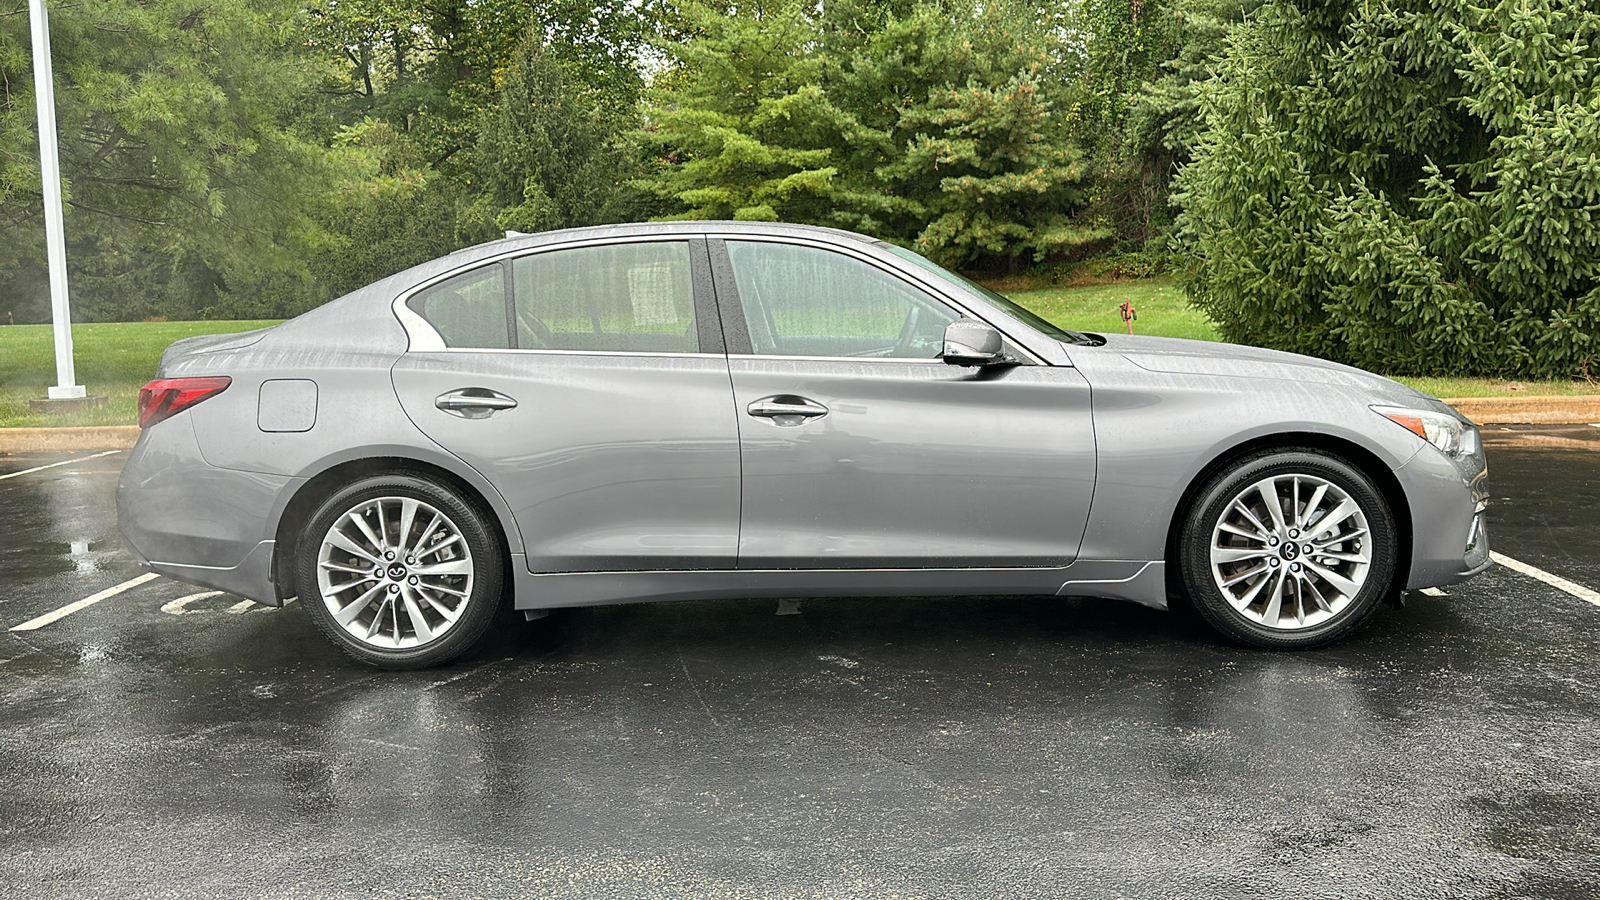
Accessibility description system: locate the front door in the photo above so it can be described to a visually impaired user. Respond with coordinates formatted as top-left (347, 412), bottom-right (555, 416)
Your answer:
top-left (390, 238), bottom-right (742, 573)
top-left (714, 238), bottom-right (1096, 569)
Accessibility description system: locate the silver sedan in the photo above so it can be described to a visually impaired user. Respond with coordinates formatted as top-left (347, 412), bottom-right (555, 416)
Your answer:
top-left (117, 222), bottom-right (1490, 668)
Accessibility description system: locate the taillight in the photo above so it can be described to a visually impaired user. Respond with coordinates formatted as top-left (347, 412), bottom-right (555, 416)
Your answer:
top-left (137, 376), bottom-right (232, 429)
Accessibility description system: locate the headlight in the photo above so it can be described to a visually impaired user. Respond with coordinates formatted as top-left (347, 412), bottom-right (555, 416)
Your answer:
top-left (1372, 405), bottom-right (1478, 458)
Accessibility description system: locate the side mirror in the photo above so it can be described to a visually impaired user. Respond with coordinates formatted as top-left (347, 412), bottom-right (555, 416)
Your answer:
top-left (941, 319), bottom-right (1007, 366)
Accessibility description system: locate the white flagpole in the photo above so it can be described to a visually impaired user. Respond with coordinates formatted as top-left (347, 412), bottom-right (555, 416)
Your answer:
top-left (30, 0), bottom-right (85, 401)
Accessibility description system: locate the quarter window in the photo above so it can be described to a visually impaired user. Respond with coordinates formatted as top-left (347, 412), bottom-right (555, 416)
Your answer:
top-left (513, 242), bottom-right (697, 353)
top-left (405, 264), bottom-right (510, 350)
top-left (725, 241), bottom-right (960, 359)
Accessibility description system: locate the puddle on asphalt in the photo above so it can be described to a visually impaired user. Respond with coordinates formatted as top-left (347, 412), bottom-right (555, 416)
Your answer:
top-left (0, 538), bottom-right (111, 581)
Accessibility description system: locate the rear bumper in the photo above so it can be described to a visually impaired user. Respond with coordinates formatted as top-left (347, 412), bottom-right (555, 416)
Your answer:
top-left (116, 417), bottom-right (288, 605)
top-left (145, 541), bottom-right (280, 606)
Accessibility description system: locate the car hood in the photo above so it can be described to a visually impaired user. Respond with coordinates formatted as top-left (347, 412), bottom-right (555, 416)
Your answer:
top-left (1079, 333), bottom-right (1432, 401)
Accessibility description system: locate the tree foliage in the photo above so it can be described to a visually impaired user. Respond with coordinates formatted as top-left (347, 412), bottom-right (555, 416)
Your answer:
top-left (4, 0), bottom-right (1599, 385)
top-left (643, 0), bottom-right (1103, 270)
top-left (640, 0), bottom-right (860, 225)
top-left (470, 33), bottom-right (654, 234)
top-left (1174, 0), bottom-right (1600, 378)
top-left (0, 0), bottom-right (331, 322)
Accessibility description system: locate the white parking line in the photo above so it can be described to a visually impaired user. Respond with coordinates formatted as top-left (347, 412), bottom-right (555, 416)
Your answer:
top-left (8, 572), bottom-right (160, 631)
top-left (160, 591), bottom-right (224, 615)
top-left (0, 450), bottom-right (120, 482)
top-left (1493, 552), bottom-right (1600, 608)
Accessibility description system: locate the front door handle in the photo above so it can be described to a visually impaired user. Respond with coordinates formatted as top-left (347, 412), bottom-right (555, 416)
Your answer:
top-left (747, 395), bottom-right (828, 426)
top-left (436, 388), bottom-right (518, 419)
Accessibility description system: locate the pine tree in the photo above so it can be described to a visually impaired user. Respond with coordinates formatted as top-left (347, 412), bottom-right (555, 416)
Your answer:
top-left (643, 0), bottom-right (1103, 269)
top-left (1175, 0), bottom-right (1600, 378)
top-left (641, 0), bottom-right (866, 224)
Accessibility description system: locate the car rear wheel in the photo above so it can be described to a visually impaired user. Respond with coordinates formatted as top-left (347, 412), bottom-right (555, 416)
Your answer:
top-left (1178, 449), bottom-right (1398, 649)
top-left (297, 473), bottom-right (504, 669)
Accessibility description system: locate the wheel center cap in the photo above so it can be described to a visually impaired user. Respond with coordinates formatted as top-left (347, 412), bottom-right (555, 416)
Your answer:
top-left (387, 564), bottom-right (408, 580)
top-left (1280, 542), bottom-right (1300, 561)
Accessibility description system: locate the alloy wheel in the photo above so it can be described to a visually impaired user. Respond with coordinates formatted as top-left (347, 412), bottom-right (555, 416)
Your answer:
top-left (1208, 473), bottom-right (1373, 630)
top-left (314, 496), bottom-right (475, 649)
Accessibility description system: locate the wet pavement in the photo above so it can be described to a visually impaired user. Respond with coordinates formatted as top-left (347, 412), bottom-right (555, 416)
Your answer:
top-left (1, 435), bottom-right (1598, 899)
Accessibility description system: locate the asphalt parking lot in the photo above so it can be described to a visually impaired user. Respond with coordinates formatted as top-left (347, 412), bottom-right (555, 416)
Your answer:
top-left (2, 431), bottom-right (1599, 899)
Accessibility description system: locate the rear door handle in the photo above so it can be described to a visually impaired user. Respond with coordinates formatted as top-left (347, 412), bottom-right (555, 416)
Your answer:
top-left (747, 395), bottom-right (828, 425)
top-left (436, 388), bottom-right (518, 419)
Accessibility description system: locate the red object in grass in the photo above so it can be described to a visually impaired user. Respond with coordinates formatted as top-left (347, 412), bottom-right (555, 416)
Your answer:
top-left (137, 377), bottom-right (232, 429)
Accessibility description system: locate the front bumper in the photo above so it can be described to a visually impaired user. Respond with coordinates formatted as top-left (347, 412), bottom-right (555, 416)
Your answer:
top-left (1398, 439), bottom-right (1491, 589)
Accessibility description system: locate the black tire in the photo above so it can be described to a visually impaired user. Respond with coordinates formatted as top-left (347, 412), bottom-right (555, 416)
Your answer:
top-left (297, 473), bottom-right (505, 669)
top-left (1177, 449), bottom-right (1398, 649)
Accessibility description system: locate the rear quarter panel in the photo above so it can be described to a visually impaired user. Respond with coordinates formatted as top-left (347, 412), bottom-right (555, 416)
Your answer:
top-left (162, 276), bottom-right (528, 556)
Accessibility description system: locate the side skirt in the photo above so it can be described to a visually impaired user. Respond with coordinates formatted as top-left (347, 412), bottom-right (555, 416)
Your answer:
top-left (508, 558), bottom-right (1168, 612)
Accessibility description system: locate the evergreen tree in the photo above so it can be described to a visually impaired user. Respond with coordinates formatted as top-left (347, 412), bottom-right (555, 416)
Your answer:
top-left (643, 0), bottom-right (1101, 270)
top-left (871, 2), bottom-right (1098, 268)
top-left (470, 32), bottom-right (652, 234)
top-left (641, 0), bottom-right (868, 224)
top-left (1175, 0), bottom-right (1600, 378)
top-left (1079, 0), bottom-right (1259, 245)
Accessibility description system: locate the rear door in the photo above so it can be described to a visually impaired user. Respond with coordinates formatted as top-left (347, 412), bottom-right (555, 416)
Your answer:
top-left (390, 237), bottom-right (742, 573)
top-left (713, 237), bottom-right (1096, 569)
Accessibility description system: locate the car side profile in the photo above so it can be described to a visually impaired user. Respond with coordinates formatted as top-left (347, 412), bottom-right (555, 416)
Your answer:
top-left (116, 222), bottom-right (1490, 668)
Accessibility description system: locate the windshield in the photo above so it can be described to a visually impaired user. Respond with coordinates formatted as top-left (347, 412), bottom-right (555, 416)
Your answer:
top-left (879, 244), bottom-right (1091, 344)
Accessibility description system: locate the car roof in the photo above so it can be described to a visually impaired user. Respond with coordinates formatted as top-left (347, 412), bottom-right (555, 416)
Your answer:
top-left (447, 220), bottom-right (881, 260)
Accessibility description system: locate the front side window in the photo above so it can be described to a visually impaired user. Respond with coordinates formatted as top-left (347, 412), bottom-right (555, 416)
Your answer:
top-left (406, 264), bottom-right (510, 350)
top-left (879, 242), bottom-right (1086, 344)
top-left (513, 242), bottom-right (697, 353)
top-left (725, 241), bottom-right (959, 359)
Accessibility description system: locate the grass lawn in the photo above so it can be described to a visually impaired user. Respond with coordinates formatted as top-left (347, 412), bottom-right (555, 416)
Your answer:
top-left (0, 321), bottom-right (280, 428)
top-left (3, 280), bottom-right (1597, 428)
top-left (1003, 277), bottom-right (1221, 342)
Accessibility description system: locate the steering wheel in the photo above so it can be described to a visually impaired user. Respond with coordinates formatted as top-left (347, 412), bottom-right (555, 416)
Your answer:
top-left (891, 306), bottom-right (923, 358)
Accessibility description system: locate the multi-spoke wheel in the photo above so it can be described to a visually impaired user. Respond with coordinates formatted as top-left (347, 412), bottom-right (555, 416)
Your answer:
top-left (298, 474), bottom-right (504, 669)
top-left (1178, 449), bottom-right (1397, 649)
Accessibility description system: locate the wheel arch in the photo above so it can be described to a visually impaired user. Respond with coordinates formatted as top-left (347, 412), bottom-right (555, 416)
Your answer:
top-left (272, 455), bottom-right (517, 602)
top-left (1161, 432), bottom-right (1413, 601)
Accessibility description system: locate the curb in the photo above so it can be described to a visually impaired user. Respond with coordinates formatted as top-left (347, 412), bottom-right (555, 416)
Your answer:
top-left (0, 426), bottom-right (140, 454)
top-left (1443, 395), bottom-right (1600, 425)
top-left (0, 397), bottom-right (1595, 454)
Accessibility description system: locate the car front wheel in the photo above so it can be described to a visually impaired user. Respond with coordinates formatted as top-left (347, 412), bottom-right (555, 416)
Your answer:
top-left (297, 473), bottom-right (504, 669)
top-left (1178, 449), bottom-right (1398, 649)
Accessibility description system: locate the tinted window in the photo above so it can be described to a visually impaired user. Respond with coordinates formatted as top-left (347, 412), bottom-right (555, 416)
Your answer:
top-left (725, 241), bottom-right (958, 358)
top-left (513, 242), bottom-right (697, 353)
top-left (406, 264), bottom-right (509, 349)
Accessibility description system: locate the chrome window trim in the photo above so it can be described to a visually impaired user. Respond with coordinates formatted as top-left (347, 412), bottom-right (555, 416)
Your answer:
top-left (392, 236), bottom-right (702, 355)
top-left (399, 347), bottom-right (726, 360)
top-left (394, 230), bottom-right (1051, 366)
top-left (727, 354), bottom-right (947, 365)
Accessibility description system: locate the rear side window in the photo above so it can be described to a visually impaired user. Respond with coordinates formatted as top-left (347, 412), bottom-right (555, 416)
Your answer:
top-left (512, 242), bottom-right (697, 353)
top-left (406, 265), bottom-right (510, 350)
